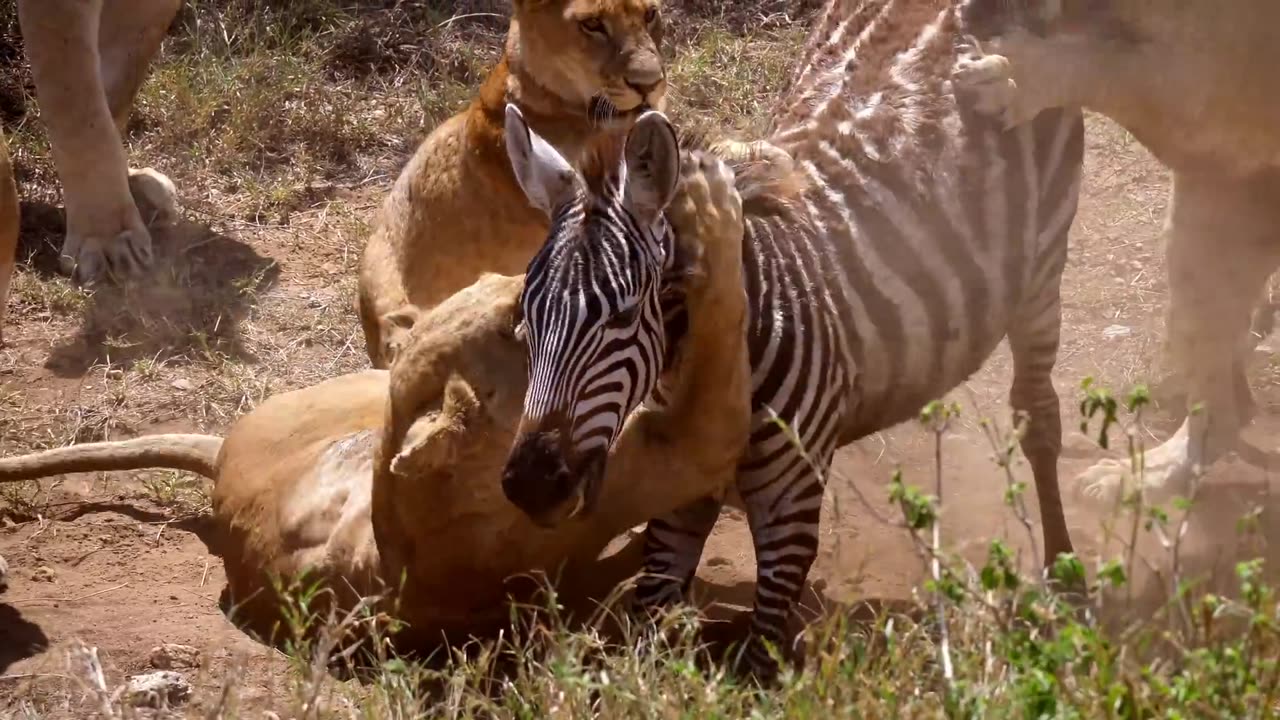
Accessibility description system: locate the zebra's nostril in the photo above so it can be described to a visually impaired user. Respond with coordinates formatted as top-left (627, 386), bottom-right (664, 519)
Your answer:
top-left (502, 432), bottom-right (581, 520)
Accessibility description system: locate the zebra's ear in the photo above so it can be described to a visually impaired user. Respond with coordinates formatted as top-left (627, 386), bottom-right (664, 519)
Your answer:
top-left (623, 110), bottom-right (680, 225)
top-left (504, 103), bottom-right (578, 216)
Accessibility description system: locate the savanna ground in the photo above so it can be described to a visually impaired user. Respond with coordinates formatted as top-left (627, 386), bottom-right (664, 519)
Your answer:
top-left (1, 1), bottom-right (1278, 717)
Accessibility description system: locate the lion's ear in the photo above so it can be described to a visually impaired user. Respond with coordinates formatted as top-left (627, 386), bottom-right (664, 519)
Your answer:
top-left (381, 306), bottom-right (423, 366)
top-left (390, 374), bottom-right (480, 477)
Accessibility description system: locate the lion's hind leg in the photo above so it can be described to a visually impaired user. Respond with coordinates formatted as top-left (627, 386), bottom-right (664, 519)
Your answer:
top-left (1078, 170), bottom-right (1280, 504)
top-left (18, 0), bottom-right (179, 284)
top-left (104, 0), bottom-right (182, 231)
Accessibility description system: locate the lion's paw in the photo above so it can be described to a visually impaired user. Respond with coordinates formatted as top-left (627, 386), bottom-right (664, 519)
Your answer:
top-left (669, 151), bottom-right (744, 277)
top-left (60, 225), bottom-right (155, 284)
top-left (128, 167), bottom-right (180, 228)
top-left (1075, 424), bottom-right (1195, 506)
top-left (952, 54), bottom-right (1024, 128)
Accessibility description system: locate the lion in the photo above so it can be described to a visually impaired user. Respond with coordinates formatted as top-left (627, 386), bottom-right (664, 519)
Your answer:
top-left (357, 0), bottom-right (668, 368)
top-left (954, 0), bottom-right (1280, 501)
top-left (0, 151), bottom-right (752, 645)
top-left (16, 0), bottom-right (182, 284)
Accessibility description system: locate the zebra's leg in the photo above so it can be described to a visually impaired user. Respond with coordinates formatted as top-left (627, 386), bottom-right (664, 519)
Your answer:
top-left (1008, 277), bottom-right (1075, 569)
top-left (634, 495), bottom-right (723, 609)
top-left (736, 442), bottom-right (831, 680)
top-left (1078, 171), bottom-right (1280, 503)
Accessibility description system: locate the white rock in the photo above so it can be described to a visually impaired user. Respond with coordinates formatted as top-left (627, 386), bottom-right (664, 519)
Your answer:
top-left (126, 670), bottom-right (192, 708)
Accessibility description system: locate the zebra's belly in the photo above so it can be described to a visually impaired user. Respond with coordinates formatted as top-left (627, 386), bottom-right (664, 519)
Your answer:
top-left (840, 304), bottom-right (1015, 441)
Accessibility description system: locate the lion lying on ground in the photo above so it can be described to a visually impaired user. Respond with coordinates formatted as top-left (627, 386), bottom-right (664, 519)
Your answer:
top-left (16, 0), bottom-right (181, 284)
top-left (0, 152), bottom-right (752, 645)
top-left (955, 0), bottom-right (1280, 501)
top-left (358, 0), bottom-right (669, 368)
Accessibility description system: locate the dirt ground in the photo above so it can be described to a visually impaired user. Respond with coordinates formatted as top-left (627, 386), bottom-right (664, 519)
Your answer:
top-left (3, 49), bottom-right (1280, 720)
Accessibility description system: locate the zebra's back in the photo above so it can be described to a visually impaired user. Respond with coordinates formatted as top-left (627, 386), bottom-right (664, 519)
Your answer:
top-left (741, 0), bottom-right (1085, 445)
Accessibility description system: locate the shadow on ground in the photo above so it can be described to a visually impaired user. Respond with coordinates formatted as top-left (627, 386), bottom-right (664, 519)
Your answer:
top-left (16, 200), bottom-right (280, 378)
top-left (0, 603), bottom-right (50, 673)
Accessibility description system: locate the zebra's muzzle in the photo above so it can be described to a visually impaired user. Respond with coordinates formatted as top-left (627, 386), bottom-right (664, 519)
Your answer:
top-left (502, 431), bottom-right (607, 528)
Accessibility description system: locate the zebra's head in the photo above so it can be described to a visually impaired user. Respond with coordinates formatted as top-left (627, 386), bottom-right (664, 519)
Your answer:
top-left (500, 102), bottom-right (683, 528)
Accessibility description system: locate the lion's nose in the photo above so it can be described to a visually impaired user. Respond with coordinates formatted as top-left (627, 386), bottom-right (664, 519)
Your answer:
top-left (625, 57), bottom-right (664, 99)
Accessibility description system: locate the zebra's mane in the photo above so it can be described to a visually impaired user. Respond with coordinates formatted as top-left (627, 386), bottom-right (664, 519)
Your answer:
top-left (573, 125), bottom-right (809, 222)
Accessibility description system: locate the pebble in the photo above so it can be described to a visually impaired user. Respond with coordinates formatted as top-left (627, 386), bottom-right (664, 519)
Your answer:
top-left (149, 643), bottom-right (202, 670)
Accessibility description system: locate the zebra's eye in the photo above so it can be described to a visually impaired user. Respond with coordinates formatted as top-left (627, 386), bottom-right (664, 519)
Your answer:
top-left (606, 304), bottom-right (640, 330)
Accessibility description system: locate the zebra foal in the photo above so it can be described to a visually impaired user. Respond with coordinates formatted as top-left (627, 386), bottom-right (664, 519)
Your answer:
top-left (501, 0), bottom-right (1085, 676)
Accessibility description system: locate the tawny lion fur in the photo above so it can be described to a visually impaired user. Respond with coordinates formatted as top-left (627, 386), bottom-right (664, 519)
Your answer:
top-left (955, 0), bottom-right (1280, 499)
top-left (14, 0), bottom-right (181, 285)
top-left (358, 0), bottom-right (669, 368)
top-left (0, 155), bottom-right (755, 645)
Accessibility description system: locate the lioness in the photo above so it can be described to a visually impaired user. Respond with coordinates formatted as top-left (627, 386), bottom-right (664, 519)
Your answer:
top-left (0, 151), bottom-right (752, 644)
top-left (16, 0), bottom-right (181, 284)
top-left (357, 0), bottom-right (668, 368)
top-left (955, 0), bottom-right (1280, 501)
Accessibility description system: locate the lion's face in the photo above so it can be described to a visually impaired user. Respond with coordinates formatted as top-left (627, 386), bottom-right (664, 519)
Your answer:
top-left (514, 0), bottom-right (667, 122)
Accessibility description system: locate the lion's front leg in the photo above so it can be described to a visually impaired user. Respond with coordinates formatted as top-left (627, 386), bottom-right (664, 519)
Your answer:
top-left (622, 150), bottom-right (752, 614)
top-left (648, 150), bottom-right (752, 479)
top-left (18, 0), bottom-right (179, 284)
top-left (952, 24), bottom-right (1095, 128)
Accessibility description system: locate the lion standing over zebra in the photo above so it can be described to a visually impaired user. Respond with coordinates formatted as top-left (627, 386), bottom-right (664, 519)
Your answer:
top-left (954, 0), bottom-right (1280, 502)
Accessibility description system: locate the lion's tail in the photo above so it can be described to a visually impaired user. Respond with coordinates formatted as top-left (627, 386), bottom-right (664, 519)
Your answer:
top-left (0, 435), bottom-right (223, 482)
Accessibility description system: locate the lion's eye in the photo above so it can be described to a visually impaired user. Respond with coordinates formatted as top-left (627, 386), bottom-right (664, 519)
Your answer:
top-left (580, 17), bottom-right (607, 36)
top-left (644, 7), bottom-right (658, 25)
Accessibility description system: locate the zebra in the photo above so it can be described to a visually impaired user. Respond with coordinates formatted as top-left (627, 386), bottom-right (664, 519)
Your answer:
top-left (500, 0), bottom-right (1084, 676)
